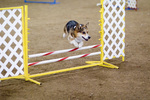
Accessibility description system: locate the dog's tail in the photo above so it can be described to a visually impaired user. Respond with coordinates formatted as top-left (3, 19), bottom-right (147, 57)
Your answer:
top-left (63, 26), bottom-right (67, 38)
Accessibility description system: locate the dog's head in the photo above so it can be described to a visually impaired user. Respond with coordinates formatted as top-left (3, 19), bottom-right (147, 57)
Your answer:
top-left (76, 22), bottom-right (91, 41)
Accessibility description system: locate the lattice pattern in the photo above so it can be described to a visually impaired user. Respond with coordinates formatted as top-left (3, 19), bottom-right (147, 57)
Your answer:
top-left (0, 8), bottom-right (24, 78)
top-left (127, 0), bottom-right (137, 9)
top-left (103, 0), bottom-right (125, 60)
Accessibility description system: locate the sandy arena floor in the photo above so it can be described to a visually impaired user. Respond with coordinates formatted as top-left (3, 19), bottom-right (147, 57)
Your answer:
top-left (0, 0), bottom-right (150, 100)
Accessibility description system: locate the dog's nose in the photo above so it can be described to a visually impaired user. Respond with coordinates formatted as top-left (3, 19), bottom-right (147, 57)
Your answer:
top-left (88, 36), bottom-right (91, 39)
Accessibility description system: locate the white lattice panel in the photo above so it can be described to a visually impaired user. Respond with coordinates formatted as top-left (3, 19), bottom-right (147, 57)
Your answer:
top-left (0, 8), bottom-right (24, 78)
top-left (103, 0), bottom-right (125, 60)
top-left (127, 0), bottom-right (137, 8)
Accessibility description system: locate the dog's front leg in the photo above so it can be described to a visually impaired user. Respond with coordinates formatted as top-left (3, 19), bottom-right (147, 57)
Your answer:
top-left (70, 40), bottom-right (79, 48)
top-left (78, 41), bottom-right (83, 48)
top-left (68, 35), bottom-right (79, 48)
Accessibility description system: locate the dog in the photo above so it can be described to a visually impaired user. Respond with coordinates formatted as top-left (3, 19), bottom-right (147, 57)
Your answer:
top-left (63, 20), bottom-right (91, 48)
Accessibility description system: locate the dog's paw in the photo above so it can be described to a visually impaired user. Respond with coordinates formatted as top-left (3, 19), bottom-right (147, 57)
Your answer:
top-left (74, 44), bottom-right (79, 48)
top-left (73, 42), bottom-right (79, 48)
top-left (78, 42), bottom-right (83, 48)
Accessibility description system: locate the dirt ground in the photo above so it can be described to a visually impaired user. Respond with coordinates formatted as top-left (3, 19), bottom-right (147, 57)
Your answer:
top-left (0, 0), bottom-right (150, 100)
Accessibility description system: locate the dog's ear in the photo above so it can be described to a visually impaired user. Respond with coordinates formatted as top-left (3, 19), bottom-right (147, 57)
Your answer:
top-left (85, 22), bottom-right (89, 27)
top-left (79, 24), bottom-right (82, 30)
top-left (78, 24), bottom-right (84, 32)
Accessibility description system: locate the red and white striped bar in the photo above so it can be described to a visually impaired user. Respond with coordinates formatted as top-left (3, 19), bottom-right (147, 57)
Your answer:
top-left (28, 52), bottom-right (101, 66)
top-left (29, 44), bottom-right (101, 58)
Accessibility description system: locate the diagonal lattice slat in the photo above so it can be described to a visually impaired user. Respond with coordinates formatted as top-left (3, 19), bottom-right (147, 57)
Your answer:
top-left (0, 8), bottom-right (24, 78)
top-left (103, 0), bottom-right (125, 60)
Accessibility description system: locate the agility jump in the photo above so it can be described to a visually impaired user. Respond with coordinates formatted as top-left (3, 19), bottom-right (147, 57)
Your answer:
top-left (0, 0), bottom-right (125, 85)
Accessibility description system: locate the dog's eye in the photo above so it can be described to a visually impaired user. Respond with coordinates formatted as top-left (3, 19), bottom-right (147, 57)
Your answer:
top-left (83, 32), bottom-right (86, 34)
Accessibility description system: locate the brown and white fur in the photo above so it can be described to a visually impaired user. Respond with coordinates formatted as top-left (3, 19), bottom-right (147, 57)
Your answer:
top-left (63, 20), bottom-right (90, 48)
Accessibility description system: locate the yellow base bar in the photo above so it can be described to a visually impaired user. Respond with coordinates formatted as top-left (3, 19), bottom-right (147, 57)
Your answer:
top-left (0, 75), bottom-right (25, 81)
top-left (27, 78), bottom-right (41, 85)
top-left (0, 77), bottom-right (41, 85)
top-left (86, 61), bottom-right (119, 69)
top-left (29, 63), bottom-right (100, 78)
